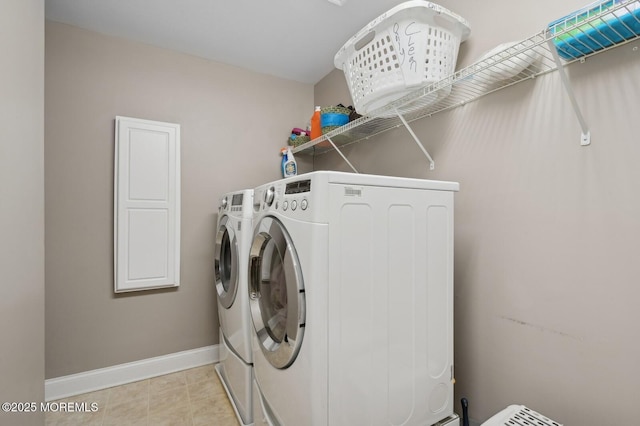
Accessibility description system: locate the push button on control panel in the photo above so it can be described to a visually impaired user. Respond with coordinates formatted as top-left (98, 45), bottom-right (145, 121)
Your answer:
top-left (282, 200), bottom-right (288, 211)
top-left (291, 200), bottom-right (298, 211)
top-left (301, 199), bottom-right (308, 210)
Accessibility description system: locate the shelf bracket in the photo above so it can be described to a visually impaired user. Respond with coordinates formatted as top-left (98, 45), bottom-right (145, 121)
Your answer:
top-left (394, 108), bottom-right (435, 170)
top-left (547, 39), bottom-right (591, 146)
top-left (325, 135), bottom-right (359, 173)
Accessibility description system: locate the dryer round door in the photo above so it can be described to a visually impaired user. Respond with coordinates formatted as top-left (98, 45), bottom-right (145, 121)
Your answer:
top-left (214, 216), bottom-right (239, 309)
top-left (248, 216), bottom-right (305, 369)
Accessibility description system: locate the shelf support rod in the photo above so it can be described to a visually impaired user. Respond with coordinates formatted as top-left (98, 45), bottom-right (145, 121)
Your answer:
top-left (394, 108), bottom-right (435, 170)
top-left (325, 135), bottom-right (359, 173)
top-left (547, 39), bottom-right (591, 146)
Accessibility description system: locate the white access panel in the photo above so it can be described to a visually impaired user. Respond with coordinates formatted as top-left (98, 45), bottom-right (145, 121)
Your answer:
top-left (114, 116), bottom-right (180, 292)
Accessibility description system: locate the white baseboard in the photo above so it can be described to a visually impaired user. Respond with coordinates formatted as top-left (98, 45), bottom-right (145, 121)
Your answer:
top-left (45, 344), bottom-right (219, 401)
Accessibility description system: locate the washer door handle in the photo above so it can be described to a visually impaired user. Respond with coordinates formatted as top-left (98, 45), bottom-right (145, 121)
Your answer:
top-left (248, 232), bottom-right (269, 300)
top-left (249, 254), bottom-right (261, 300)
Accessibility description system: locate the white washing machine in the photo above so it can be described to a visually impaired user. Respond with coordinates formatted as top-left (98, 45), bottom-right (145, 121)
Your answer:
top-left (248, 171), bottom-right (459, 426)
top-left (214, 189), bottom-right (254, 425)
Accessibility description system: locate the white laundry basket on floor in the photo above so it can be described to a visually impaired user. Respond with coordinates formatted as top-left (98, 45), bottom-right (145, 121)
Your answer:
top-left (334, 1), bottom-right (470, 116)
top-left (481, 405), bottom-right (563, 426)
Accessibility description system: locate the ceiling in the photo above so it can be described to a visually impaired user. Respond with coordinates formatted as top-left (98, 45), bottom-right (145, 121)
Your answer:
top-left (45, 0), bottom-right (412, 84)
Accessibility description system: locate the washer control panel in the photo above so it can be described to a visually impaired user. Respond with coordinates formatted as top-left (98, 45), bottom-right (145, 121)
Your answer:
top-left (282, 179), bottom-right (309, 213)
top-left (258, 178), bottom-right (311, 217)
top-left (219, 192), bottom-right (246, 215)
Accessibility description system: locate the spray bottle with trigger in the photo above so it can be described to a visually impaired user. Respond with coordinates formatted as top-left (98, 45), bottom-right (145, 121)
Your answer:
top-left (280, 148), bottom-right (288, 178)
top-left (283, 146), bottom-right (297, 177)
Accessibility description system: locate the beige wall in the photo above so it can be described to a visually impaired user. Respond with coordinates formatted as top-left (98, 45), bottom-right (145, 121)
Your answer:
top-left (314, 1), bottom-right (639, 425)
top-left (0, 1), bottom-right (45, 425)
top-left (45, 22), bottom-right (313, 378)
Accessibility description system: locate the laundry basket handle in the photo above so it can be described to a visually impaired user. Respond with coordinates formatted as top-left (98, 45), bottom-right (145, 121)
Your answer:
top-left (354, 31), bottom-right (376, 51)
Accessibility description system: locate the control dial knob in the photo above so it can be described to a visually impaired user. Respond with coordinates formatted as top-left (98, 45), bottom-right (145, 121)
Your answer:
top-left (264, 186), bottom-right (275, 207)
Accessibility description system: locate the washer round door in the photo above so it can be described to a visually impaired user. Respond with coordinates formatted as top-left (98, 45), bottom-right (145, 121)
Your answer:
top-left (249, 216), bottom-right (305, 369)
top-left (214, 216), bottom-right (238, 309)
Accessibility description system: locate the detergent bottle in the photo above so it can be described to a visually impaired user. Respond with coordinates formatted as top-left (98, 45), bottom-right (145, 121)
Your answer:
top-left (280, 148), bottom-right (288, 178)
top-left (310, 106), bottom-right (322, 140)
top-left (283, 147), bottom-right (297, 177)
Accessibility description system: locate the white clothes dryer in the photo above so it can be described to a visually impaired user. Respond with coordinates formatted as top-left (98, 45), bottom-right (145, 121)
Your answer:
top-left (249, 171), bottom-right (459, 426)
top-left (214, 189), bottom-right (254, 425)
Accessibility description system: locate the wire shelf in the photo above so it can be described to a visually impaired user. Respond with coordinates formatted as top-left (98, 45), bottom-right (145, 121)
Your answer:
top-left (293, 0), bottom-right (640, 156)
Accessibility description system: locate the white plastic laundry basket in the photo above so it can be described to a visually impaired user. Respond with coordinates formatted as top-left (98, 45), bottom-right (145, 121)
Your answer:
top-left (334, 1), bottom-right (470, 115)
top-left (482, 405), bottom-right (562, 426)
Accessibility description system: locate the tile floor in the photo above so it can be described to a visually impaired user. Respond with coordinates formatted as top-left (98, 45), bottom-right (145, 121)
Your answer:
top-left (45, 364), bottom-right (240, 426)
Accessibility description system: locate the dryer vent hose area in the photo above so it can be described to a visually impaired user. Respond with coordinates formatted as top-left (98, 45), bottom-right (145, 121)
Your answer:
top-left (461, 397), bottom-right (470, 426)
